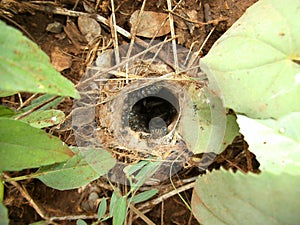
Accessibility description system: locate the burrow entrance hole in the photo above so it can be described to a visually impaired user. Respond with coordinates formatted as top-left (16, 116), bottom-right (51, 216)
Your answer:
top-left (128, 89), bottom-right (179, 133)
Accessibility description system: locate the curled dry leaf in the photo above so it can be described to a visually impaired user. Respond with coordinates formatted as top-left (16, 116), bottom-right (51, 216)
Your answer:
top-left (51, 47), bottom-right (72, 72)
top-left (129, 10), bottom-right (170, 38)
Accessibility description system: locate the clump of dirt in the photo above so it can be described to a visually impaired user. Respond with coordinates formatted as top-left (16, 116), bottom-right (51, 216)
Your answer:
top-left (1, 0), bottom-right (258, 224)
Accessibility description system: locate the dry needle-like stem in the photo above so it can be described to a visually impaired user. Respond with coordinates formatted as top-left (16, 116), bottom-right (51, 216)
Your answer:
top-left (2, 173), bottom-right (49, 221)
top-left (110, 0), bottom-right (120, 66)
top-left (130, 204), bottom-right (156, 225)
top-left (167, 0), bottom-right (179, 73)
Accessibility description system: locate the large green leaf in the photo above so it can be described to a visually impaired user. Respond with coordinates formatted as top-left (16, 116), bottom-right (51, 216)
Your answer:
top-left (237, 113), bottom-right (300, 174)
top-left (200, 0), bottom-right (300, 119)
top-left (192, 169), bottom-right (300, 225)
top-left (0, 118), bottom-right (73, 171)
top-left (180, 84), bottom-right (239, 154)
top-left (37, 148), bottom-right (116, 190)
top-left (0, 20), bottom-right (79, 99)
top-left (192, 113), bottom-right (300, 225)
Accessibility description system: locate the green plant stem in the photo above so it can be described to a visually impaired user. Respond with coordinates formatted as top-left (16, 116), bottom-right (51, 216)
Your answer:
top-left (2, 168), bottom-right (66, 182)
top-left (0, 175), bottom-right (4, 202)
top-left (170, 158), bottom-right (192, 211)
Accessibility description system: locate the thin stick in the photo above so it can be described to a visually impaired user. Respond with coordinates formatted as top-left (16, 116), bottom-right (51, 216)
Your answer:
top-left (2, 173), bottom-right (49, 220)
top-left (17, 93), bottom-right (37, 110)
top-left (125, 0), bottom-right (147, 59)
top-left (188, 26), bottom-right (215, 68)
top-left (110, 0), bottom-right (120, 66)
top-left (49, 214), bottom-right (97, 221)
top-left (169, 152), bottom-right (192, 211)
top-left (165, 9), bottom-right (227, 25)
top-left (72, 0), bottom-right (80, 10)
top-left (14, 95), bottom-right (60, 120)
top-left (188, 210), bottom-right (193, 225)
top-left (128, 205), bottom-right (133, 225)
top-left (161, 199), bottom-right (164, 225)
top-left (17, 93), bottom-right (24, 107)
top-left (125, 0), bottom-right (147, 83)
top-left (167, 0), bottom-right (179, 73)
top-left (130, 204), bottom-right (156, 225)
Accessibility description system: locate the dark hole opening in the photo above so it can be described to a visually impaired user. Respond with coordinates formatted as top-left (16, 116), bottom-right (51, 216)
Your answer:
top-left (128, 96), bottom-right (178, 133)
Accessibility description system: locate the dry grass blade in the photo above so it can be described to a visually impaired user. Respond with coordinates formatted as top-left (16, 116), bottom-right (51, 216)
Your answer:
top-left (2, 173), bottom-right (49, 221)
top-left (125, 0), bottom-right (147, 60)
top-left (167, 0), bottom-right (179, 73)
top-left (110, 0), bottom-right (120, 66)
top-left (129, 204), bottom-right (156, 225)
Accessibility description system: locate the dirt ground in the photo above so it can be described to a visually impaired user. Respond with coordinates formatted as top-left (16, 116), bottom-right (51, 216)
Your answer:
top-left (1, 0), bottom-right (259, 224)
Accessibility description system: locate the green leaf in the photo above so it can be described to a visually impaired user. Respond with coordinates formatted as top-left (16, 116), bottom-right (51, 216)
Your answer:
top-left (29, 221), bottom-right (47, 225)
top-left (0, 106), bottom-right (15, 118)
top-left (97, 197), bottom-right (107, 220)
top-left (237, 113), bottom-right (300, 174)
top-left (113, 196), bottom-right (127, 225)
top-left (192, 113), bottom-right (300, 225)
top-left (181, 84), bottom-right (239, 154)
top-left (78, 147), bottom-right (117, 177)
top-left (19, 109), bottom-right (65, 128)
top-left (109, 191), bottom-right (120, 217)
top-left (0, 20), bottom-right (79, 99)
top-left (0, 90), bottom-right (17, 98)
top-left (0, 118), bottom-right (73, 171)
top-left (130, 189), bottom-right (158, 204)
top-left (76, 219), bottom-right (88, 225)
top-left (192, 169), bottom-right (300, 225)
top-left (0, 203), bottom-right (9, 225)
top-left (123, 161), bottom-right (148, 177)
top-left (37, 148), bottom-right (116, 190)
top-left (200, 0), bottom-right (300, 119)
top-left (21, 94), bottom-right (64, 112)
top-left (132, 160), bottom-right (161, 190)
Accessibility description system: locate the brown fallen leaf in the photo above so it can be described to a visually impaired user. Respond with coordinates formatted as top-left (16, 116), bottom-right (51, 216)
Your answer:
top-left (64, 20), bottom-right (87, 50)
top-left (129, 10), bottom-right (170, 38)
top-left (51, 47), bottom-right (72, 72)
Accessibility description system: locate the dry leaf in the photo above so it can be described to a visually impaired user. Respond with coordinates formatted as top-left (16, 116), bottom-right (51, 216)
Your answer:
top-left (129, 10), bottom-right (170, 38)
top-left (64, 20), bottom-right (87, 51)
top-left (51, 47), bottom-right (72, 72)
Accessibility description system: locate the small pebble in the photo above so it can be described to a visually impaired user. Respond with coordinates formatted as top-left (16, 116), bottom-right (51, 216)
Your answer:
top-left (78, 16), bottom-right (101, 42)
top-left (46, 21), bottom-right (63, 34)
